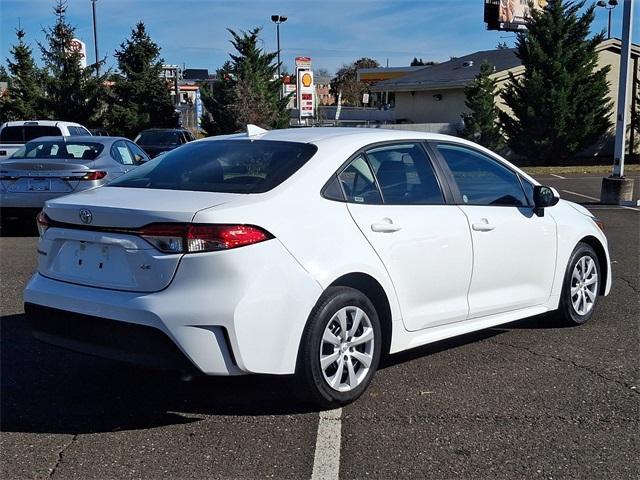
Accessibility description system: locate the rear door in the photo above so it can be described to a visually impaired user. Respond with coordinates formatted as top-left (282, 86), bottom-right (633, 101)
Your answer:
top-left (431, 142), bottom-right (557, 318)
top-left (343, 142), bottom-right (473, 331)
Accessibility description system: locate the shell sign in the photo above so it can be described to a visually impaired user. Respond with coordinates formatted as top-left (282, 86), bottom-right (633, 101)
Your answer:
top-left (297, 69), bottom-right (315, 118)
top-left (301, 72), bottom-right (313, 88)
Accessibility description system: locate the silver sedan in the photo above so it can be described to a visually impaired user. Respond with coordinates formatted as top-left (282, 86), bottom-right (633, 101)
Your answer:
top-left (0, 136), bottom-right (150, 215)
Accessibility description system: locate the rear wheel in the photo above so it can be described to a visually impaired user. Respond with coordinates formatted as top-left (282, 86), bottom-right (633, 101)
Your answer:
top-left (296, 287), bottom-right (381, 408)
top-left (556, 243), bottom-right (601, 326)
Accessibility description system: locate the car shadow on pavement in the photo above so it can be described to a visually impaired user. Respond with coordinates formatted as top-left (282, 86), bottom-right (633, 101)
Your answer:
top-left (1, 311), bottom-right (560, 435)
top-left (0, 312), bottom-right (320, 435)
top-left (0, 218), bottom-right (39, 237)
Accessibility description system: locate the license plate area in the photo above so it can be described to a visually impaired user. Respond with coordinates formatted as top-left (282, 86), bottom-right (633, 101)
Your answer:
top-left (51, 240), bottom-right (136, 287)
top-left (28, 178), bottom-right (51, 191)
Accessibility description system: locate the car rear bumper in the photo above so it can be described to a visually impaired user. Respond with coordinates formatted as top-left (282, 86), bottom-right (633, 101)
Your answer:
top-left (23, 240), bottom-right (323, 375)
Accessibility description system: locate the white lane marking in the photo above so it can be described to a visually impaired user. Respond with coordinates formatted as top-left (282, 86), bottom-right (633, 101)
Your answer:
top-left (311, 408), bottom-right (342, 480)
top-left (561, 190), bottom-right (600, 201)
top-left (621, 205), bottom-right (640, 212)
top-left (549, 173), bottom-right (567, 179)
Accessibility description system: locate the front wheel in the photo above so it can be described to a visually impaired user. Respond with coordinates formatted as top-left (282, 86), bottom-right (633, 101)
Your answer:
top-left (296, 287), bottom-right (382, 408)
top-left (556, 243), bottom-right (601, 326)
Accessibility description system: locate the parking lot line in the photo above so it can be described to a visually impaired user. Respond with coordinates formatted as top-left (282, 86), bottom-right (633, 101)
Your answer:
top-left (549, 173), bottom-right (567, 179)
top-left (561, 189), bottom-right (600, 201)
top-left (311, 408), bottom-right (342, 480)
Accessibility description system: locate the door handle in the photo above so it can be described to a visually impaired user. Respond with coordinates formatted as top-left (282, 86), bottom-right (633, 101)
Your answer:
top-left (472, 218), bottom-right (496, 232)
top-left (371, 219), bottom-right (402, 233)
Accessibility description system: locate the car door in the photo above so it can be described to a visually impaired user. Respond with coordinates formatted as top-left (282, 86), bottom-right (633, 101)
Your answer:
top-left (341, 142), bottom-right (473, 331)
top-left (431, 142), bottom-right (557, 318)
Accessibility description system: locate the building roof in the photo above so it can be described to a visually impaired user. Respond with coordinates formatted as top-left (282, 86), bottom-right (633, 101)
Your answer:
top-left (371, 48), bottom-right (520, 92)
top-left (371, 38), bottom-right (640, 93)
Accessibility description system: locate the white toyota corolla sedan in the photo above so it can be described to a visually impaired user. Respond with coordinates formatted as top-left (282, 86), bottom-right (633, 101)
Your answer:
top-left (24, 127), bottom-right (611, 407)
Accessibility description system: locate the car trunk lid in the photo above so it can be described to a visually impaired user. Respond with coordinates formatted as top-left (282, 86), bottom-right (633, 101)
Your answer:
top-left (38, 186), bottom-right (240, 292)
top-left (1, 158), bottom-right (95, 193)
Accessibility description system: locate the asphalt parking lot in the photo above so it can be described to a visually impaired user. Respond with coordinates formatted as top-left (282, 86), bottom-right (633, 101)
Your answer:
top-left (1, 174), bottom-right (638, 480)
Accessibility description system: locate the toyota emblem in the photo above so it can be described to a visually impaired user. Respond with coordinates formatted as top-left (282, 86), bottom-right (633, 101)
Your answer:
top-left (79, 209), bottom-right (93, 224)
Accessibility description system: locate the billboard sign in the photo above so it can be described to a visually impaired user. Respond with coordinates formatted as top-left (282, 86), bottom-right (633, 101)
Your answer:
top-left (484, 0), bottom-right (547, 31)
top-left (68, 38), bottom-right (87, 68)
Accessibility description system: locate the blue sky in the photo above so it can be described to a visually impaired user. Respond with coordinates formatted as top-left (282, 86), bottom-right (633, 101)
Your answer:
top-left (1, 0), bottom-right (637, 75)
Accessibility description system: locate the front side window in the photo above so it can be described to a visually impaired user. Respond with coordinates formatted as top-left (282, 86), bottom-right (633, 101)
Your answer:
top-left (365, 143), bottom-right (444, 205)
top-left (109, 140), bottom-right (317, 193)
top-left (126, 141), bottom-right (150, 164)
top-left (435, 144), bottom-right (527, 207)
top-left (338, 155), bottom-right (383, 204)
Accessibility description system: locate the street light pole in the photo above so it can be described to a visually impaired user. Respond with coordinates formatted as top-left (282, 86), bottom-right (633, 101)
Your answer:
top-left (271, 15), bottom-right (287, 98)
top-left (597, 0), bottom-right (618, 40)
top-left (91, 0), bottom-right (99, 76)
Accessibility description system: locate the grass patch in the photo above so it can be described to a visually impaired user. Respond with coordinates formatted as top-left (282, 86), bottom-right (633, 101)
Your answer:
top-left (521, 164), bottom-right (640, 175)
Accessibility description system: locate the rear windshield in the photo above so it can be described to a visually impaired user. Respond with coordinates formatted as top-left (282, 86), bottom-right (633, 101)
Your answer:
top-left (11, 141), bottom-right (104, 160)
top-left (1, 125), bottom-right (63, 143)
top-left (109, 140), bottom-right (318, 194)
top-left (135, 130), bottom-right (181, 146)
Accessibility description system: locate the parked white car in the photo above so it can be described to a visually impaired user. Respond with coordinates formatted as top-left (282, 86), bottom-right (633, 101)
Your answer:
top-left (0, 120), bottom-right (91, 160)
top-left (24, 127), bottom-right (611, 407)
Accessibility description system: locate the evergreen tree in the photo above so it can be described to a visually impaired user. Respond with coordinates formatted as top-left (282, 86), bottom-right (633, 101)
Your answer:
top-left (461, 61), bottom-right (504, 151)
top-left (0, 66), bottom-right (10, 82)
top-left (106, 22), bottom-right (177, 138)
top-left (200, 28), bottom-right (289, 136)
top-left (410, 57), bottom-right (424, 66)
top-left (499, 0), bottom-right (611, 164)
top-left (0, 29), bottom-right (45, 122)
top-left (38, 0), bottom-right (107, 126)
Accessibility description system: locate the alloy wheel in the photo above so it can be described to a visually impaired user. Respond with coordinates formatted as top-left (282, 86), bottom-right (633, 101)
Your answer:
top-left (319, 306), bottom-right (375, 392)
top-left (570, 255), bottom-right (599, 316)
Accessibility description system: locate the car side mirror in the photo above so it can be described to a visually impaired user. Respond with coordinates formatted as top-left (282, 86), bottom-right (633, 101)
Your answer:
top-left (533, 185), bottom-right (560, 216)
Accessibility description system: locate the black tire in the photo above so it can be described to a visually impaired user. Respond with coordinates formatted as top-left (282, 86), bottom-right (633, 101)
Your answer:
top-left (295, 286), bottom-right (382, 408)
top-left (556, 242), bottom-right (601, 326)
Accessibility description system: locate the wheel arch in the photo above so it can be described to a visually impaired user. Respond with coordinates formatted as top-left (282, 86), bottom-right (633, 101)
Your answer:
top-left (328, 272), bottom-right (393, 355)
top-left (578, 235), bottom-right (608, 295)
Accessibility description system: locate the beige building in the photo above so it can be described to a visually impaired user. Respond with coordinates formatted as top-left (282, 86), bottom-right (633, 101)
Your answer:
top-left (370, 39), bottom-right (639, 155)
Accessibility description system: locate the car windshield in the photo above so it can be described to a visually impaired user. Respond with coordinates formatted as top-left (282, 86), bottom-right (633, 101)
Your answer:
top-left (11, 141), bottom-right (104, 161)
top-left (135, 130), bottom-right (181, 146)
top-left (108, 140), bottom-right (318, 194)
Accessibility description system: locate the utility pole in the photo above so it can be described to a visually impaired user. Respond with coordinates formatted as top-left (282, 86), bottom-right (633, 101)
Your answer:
top-left (600, 0), bottom-right (635, 204)
top-left (91, 0), bottom-right (99, 76)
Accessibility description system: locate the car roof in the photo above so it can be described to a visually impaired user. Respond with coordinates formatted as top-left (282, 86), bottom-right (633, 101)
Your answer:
top-left (201, 127), bottom-right (457, 145)
top-left (1, 120), bottom-right (87, 128)
top-left (24, 136), bottom-right (126, 144)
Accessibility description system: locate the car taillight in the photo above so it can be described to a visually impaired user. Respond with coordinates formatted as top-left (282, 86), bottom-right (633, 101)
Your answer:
top-left (36, 211), bottom-right (50, 236)
top-left (79, 171), bottom-right (107, 181)
top-left (138, 224), bottom-right (273, 253)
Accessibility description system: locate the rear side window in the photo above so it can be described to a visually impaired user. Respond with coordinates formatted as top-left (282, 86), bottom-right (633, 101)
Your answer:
top-left (111, 140), bottom-right (135, 165)
top-left (109, 140), bottom-right (318, 193)
top-left (365, 143), bottom-right (444, 205)
top-left (435, 144), bottom-right (527, 207)
top-left (68, 126), bottom-right (91, 136)
top-left (0, 125), bottom-right (62, 143)
top-left (338, 155), bottom-right (382, 204)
